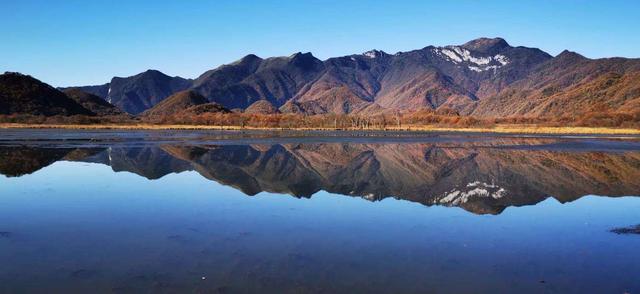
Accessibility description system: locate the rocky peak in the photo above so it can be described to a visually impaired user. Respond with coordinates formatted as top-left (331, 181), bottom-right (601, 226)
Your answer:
top-left (234, 54), bottom-right (263, 65)
top-left (362, 49), bottom-right (387, 59)
top-left (556, 49), bottom-right (587, 60)
top-left (462, 37), bottom-right (511, 54)
top-left (288, 52), bottom-right (323, 70)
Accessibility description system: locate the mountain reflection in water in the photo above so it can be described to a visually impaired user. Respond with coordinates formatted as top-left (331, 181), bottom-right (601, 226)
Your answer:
top-left (2, 139), bottom-right (639, 215)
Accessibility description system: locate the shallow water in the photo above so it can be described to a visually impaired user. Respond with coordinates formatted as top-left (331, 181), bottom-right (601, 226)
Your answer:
top-left (0, 131), bottom-right (639, 293)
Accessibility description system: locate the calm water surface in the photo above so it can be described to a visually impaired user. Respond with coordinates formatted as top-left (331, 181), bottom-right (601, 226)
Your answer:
top-left (0, 130), bottom-right (639, 293)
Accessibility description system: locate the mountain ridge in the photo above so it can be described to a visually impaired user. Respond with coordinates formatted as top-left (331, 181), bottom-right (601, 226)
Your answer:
top-left (28, 37), bottom-right (640, 119)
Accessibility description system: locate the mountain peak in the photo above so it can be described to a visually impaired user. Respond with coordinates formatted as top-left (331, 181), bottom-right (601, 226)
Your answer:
top-left (230, 54), bottom-right (263, 67)
top-left (289, 52), bottom-right (315, 60)
top-left (113, 69), bottom-right (169, 81)
top-left (288, 52), bottom-right (322, 69)
top-left (240, 54), bottom-right (262, 62)
top-left (3, 71), bottom-right (27, 77)
top-left (362, 49), bottom-right (387, 59)
top-left (142, 69), bottom-right (165, 75)
top-left (557, 49), bottom-right (586, 59)
top-left (552, 50), bottom-right (589, 64)
top-left (462, 37), bottom-right (510, 54)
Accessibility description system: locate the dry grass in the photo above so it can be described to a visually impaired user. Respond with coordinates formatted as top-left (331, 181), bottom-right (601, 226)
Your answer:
top-left (1, 123), bottom-right (638, 135)
top-left (394, 124), bottom-right (640, 135)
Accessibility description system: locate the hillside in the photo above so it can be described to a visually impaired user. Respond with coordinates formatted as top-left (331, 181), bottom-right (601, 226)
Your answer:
top-left (63, 88), bottom-right (125, 116)
top-left (141, 90), bottom-right (209, 117)
top-left (0, 72), bottom-right (93, 116)
top-left (244, 100), bottom-right (279, 114)
top-left (467, 51), bottom-right (640, 117)
top-left (63, 83), bottom-right (110, 98)
top-left (180, 103), bottom-right (231, 115)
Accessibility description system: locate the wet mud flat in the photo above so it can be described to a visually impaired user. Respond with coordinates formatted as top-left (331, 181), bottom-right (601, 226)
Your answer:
top-left (0, 128), bottom-right (639, 150)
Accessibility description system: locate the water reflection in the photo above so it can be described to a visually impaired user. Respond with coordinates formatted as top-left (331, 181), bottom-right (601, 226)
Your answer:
top-left (2, 139), bottom-right (639, 215)
top-left (2, 135), bottom-right (640, 293)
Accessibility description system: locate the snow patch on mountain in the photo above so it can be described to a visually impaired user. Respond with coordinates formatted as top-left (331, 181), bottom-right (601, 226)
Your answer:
top-left (440, 48), bottom-right (463, 63)
top-left (469, 66), bottom-right (482, 72)
top-left (433, 46), bottom-right (510, 72)
top-left (469, 65), bottom-right (501, 72)
top-left (452, 47), bottom-right (491, 65)
top-left (362, 50), bottom-right (386, 59)
top-left (363, 51), bottom-right (377, 58)
top-left (494, 54), bottom-right (509, 65)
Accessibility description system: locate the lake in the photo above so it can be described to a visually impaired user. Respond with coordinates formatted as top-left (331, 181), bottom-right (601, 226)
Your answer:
top-left (0, 129), bottom-right (639, 293)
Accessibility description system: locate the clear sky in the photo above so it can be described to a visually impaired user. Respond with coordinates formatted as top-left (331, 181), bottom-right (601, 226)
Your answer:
top-left (1, 0), bottom-right (639, 87)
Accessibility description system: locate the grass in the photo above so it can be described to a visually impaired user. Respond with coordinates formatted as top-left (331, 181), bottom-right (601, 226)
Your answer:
top-left (1, 123), bottom-right (639, 135)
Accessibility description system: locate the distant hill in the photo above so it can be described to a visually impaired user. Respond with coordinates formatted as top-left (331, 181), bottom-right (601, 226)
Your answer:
top-left (0, 72), bottom-right (93, 116)
top-left (63, 88), bottom-right (125, 116)
top-left (109, 70), bottom-right (191, 114)
top-left (63, 83), bottom-right (110, 98)
top-left (62, 70), bottom-right (191, 115)
top-left (193, 52), bottom-right (325, 110)
top-left (244, 100), bottom-right (279, 114)
top-left (142, 90), bottom-right (228, 117)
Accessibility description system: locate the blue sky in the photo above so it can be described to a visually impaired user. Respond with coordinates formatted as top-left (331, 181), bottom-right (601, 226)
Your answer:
top-left (1, 0), bottom-right (639, 87)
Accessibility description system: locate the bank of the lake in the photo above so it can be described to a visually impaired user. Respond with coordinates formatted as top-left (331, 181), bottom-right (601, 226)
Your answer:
top-left (1, 123), bottom-right (639, 135)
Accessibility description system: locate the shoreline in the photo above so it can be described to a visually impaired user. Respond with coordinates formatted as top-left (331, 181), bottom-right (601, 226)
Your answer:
top-left (0, 123), bottom-right (639, 135)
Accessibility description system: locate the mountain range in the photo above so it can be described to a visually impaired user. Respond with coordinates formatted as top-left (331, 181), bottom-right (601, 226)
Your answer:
top-left (2, 37), bottom-right (639, 118)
